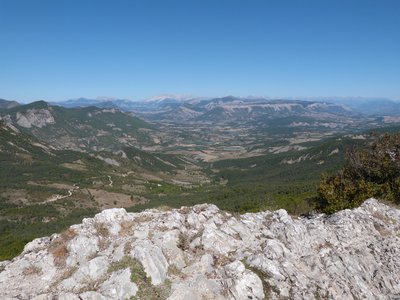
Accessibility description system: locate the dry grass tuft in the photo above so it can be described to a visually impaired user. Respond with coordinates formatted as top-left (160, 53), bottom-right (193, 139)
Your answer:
top-left (94, 222), bottom-right (110, 237)
top-left (124, 241), bottom-right (133, 255)
top-left (23, 265), bottom-right (42, 276)
top-left (49, 228), bottom-right (77, 268)
top-left (51, 266), bottom-right (78, 288)
top-left (134, 214), bottom-right (153, 223)
top-left (119, 220), bottom-right (134, 236)
top-left (93, 221), bottom-right (111, 251)
top-left (213, 254), bottom-right (232, 267)
top-left (167, 264), bottom-right (187, 279)
top-left (177, 232), bottom-right (190, 251)
top-left (51, 244), bottom-right (69, 267)
top-left (155, 205), bottom-right (172, 212)
top-left (180, 207), bottom-right (191, 214)
top-left (60, 228), bottom-right (77, 240)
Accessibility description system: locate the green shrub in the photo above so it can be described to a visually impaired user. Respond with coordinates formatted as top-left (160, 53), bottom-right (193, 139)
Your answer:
top-left (318, 133), bottom-right (400, 213)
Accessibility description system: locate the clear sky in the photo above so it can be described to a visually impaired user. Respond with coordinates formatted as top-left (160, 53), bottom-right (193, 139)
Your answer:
top-left (1, 0), bottom-right (399, 102)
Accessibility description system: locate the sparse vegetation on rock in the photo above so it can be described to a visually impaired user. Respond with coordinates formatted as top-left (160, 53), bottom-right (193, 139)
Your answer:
top-left (318, 133), bottom-right (400, 213)
top-left (0, 201), bottom-right (399, 299)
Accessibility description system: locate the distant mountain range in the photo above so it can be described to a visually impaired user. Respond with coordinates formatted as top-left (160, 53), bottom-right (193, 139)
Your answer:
top-left (2, 96), bottom-right (399, 130)
top-left (43, 96), bottom-right (400, 119)
top-left (45, 96), bottom-right (349, 123)
top-left (1, 95), bottom-right (399, 133)
top-left (326, 98), bottom-right (400, 116)
top-left (49, 98), bottom-right (119, 109)
top-left (3, 96), bottom-right (400, 115)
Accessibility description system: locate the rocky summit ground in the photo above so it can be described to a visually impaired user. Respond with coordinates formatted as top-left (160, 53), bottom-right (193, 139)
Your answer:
top-left (1, 198), bottom-right (399, 300)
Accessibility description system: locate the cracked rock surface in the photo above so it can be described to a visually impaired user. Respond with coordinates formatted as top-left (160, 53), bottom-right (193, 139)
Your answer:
top-left (0, 198), bottom-right (399, 299)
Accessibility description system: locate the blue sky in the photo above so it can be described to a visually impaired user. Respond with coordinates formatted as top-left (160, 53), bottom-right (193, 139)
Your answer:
top-left (1, 0), bottom-right (399, 102)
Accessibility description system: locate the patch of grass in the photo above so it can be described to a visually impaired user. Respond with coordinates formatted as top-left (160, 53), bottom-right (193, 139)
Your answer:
top-left (119, 220), bottom-right (135, 236)
top-left (213, 254), bottom-right (232, 267)
top-left (177, 232), bottom-right (190, 251)
top-left (124, 242), bottom-right (133, 255)
top-left (76, 274), bottom-right (109, 294)
top-left (314, 286), bottom-right (330, 300)
top-left (50, 244), bottom-right (69, 267)
top-left (242, 261), bottom-right (280, 299)
top-left (154, 205), bottom-right (172, 212)
top-left (109, 256), bottom-right (171, 300)
top-left (49, 228), bottom-right (77, 267)
top-left (167, 264), bottom-right (185, 279)
top-left (94, 222), bottom-right (110, 237)
top-left (53, 266), bottom-right (78, 286)
top-left (22, 265), bottom-right (42, 276)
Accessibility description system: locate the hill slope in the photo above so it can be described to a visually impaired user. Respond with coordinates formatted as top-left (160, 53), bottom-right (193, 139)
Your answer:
top-left (0, 99), bottom-right (19, 110)
top-left (0, 101), bottom-right (155, 151)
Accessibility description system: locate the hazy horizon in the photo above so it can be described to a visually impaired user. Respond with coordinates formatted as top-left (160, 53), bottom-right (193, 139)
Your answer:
top-left (5, 94), bottom-right (399, 105)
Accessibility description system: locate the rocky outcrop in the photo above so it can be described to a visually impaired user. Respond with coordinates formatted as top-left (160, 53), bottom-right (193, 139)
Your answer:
top-left (0, 199), bottom-right (399, 299)
top-left (16, 108), bottom-right (55, 128)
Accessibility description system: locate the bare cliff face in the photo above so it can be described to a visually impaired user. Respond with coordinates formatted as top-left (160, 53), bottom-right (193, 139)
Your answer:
top-left (16, 109), bottom-right (55, 128)
top-left (1, 199), bottom-right (399, 300)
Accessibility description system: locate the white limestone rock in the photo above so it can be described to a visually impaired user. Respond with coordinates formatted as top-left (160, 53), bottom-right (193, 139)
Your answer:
top-left (79, 291), bottom-right (108, 300)
top-left (132, 240), bottom-right (169, 285)
top-left (16, 109), bottom-right (55, 128)
top-left (99, 268), bottom-right (138, 299)
top-left (58, 292), bottom-right (80, 300)
top-left (0, 199), bottom-right (400, 300)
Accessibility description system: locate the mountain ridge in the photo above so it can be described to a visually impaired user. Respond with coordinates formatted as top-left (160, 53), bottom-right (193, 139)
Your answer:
top-left (0, 101), bottom-right (155, 151)
top-left (0, 98), bottom-right (20, 110)
top-left (47, 96), bottom-right (400, 117)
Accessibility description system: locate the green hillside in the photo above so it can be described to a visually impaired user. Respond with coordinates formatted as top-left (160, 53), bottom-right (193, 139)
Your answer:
top-left (2, 101), bottom-right (155, 151)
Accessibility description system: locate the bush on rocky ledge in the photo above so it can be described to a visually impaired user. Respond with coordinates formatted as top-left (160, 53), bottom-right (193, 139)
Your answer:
top-left (318, 133), bottom-right (400, 213)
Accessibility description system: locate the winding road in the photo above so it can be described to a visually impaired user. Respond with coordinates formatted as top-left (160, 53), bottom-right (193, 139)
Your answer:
top-left (39, 175), bottom-right (113, 205)
top-left (107, 175), bottom-right (113, 187)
